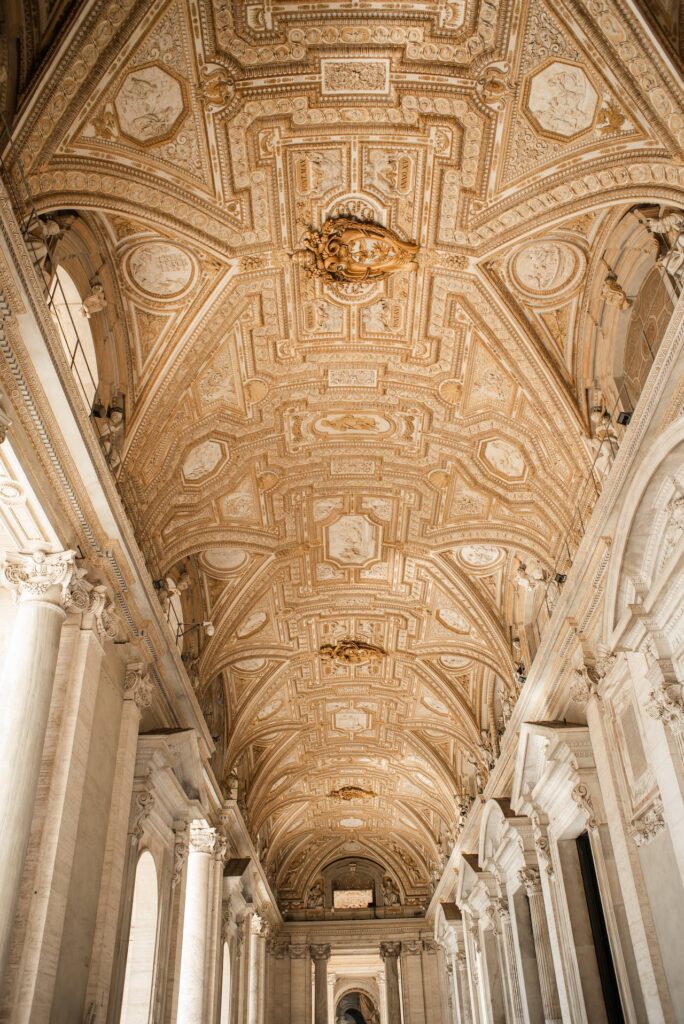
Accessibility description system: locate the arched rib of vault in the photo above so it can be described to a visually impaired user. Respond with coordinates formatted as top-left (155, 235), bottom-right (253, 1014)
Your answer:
top-left (276, 831), bottom-right (431, 898)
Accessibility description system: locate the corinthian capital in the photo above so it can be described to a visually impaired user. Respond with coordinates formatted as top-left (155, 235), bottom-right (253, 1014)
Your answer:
top-left (188, 820), bottom-right (219, 854)
top-left (517, 866), bottom-right (541, 896)
top-left (379, 941), bottom-right (401, 961)
top-left (309, 943), bottom-right (331, 962)
top-left (1, 549), bottom-right (77, 604)
top-left (124, 663), bottom-right (153, 710)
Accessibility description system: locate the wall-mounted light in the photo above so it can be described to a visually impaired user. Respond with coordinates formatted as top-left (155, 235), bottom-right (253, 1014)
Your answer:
top-left (176, 620), bottom-right (214, 640)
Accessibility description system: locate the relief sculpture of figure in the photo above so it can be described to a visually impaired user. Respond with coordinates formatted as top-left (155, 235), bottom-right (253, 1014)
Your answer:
top-left (302, 217), bottom-right (418, 284)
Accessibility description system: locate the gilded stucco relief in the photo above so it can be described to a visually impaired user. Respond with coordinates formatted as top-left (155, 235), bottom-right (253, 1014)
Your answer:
top-left (8, 0), bottom-right (684, 911)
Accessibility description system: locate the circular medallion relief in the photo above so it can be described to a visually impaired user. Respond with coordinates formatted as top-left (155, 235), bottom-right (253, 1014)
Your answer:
top-left (508, 240), bottom-right (585, 301)
top-left (202, 549), bottom-right (248, 575)
top-left (459, 544), bottom-right (502, 568)
top-left (124, 241), bottom-right (197, 298)
top-left (234, 658), bottom-right (267, 673)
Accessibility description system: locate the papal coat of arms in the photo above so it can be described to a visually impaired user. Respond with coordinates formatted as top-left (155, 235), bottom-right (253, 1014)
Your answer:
top-left (302, 218), bottom-right (419, 284)
top-left (319, 636), bottom-right (387, 665)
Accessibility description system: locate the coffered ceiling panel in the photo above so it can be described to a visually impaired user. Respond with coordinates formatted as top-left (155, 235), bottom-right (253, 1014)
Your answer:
top-left (11, 0), bottom-right (684, 909)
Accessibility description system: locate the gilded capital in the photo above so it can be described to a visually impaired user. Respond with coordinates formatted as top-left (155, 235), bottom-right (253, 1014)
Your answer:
top-left (1, 549), bottom-right (77, 604)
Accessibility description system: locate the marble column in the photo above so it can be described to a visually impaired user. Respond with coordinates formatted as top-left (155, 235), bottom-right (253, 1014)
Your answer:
top-left (518, 868), bottom-right (562, 1024)
top-left (310, 944), bottom-right (331, 1024)
top-left (0, 549), bottom-right (76, 985)
top-left (487, 896), bottom-right (525, 1023)
top-left (177, 821), bottom-right (219, 1023)
top-left (380, 942), bottom-right (402, 1023)
top-left (455, 952), bottom-right (473, 1024)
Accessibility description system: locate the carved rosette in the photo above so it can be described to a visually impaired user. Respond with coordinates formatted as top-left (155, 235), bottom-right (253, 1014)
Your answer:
top-left (1, 549), bottom-right (77, 604)
top-left (124, 663), bottom-right (154, 710)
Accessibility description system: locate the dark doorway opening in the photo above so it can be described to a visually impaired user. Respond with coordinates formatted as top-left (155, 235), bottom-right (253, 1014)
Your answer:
top-left (576, 831), bottom-right (625, 1024)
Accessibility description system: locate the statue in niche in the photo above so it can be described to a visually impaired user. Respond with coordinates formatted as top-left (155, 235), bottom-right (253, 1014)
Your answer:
top-left (80, 282), bottom-right (107, 317)
top-left (382, 875), bottom-right (400, 906)
top-left (301, 218), bottom-right (418, 284)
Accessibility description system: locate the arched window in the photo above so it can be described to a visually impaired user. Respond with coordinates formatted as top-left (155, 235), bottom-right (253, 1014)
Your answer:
top-left (49, 266), bottom-right (99, 411)
top-left (219, 941), bottom-right (232, 1024)
top-left (120, 851), bottom-right (159, 1024)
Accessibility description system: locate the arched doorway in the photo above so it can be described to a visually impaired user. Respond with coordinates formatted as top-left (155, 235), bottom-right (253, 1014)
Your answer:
top-left (336, 990), bottom-right (381, 1024)
top-left (119, 850), bottom-right (159, 1023)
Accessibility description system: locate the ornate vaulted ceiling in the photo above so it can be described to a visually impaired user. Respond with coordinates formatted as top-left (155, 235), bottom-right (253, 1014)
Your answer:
top-left (8, 0), bottom-right (684, 909)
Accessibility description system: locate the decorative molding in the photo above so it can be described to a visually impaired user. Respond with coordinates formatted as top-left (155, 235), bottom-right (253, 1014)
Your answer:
top-left (570, 783), bottom-right (599, 831)
top-left (171, 831), bottom-right (188, 889)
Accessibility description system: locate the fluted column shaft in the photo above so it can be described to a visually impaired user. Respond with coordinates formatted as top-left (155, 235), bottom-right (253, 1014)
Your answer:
top-left (455, 953), bottom-right (473, 1024)
top-left (491, 899), bottom-right (525, 1023)
top-left (177, 822), bottom-right (219, 1023)
top-left (380, 943), bottom-right (402, 1023)
top-left (310, 944), bottom-right (331, 1024)
top-left (0, 550), bottom-right (75, 985)
top-left (519, 868), bottom-right (562, 1023)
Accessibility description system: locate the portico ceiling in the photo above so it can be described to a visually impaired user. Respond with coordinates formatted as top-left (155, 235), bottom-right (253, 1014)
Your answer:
top-left (9, 0), bottom-right (682, 909)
